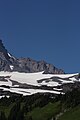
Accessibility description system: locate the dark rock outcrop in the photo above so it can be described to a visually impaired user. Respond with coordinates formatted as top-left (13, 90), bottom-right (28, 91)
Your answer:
top-left (18, 58), bottom-right (64, 74)
top-left (0, 40), bottom-right (64, 74)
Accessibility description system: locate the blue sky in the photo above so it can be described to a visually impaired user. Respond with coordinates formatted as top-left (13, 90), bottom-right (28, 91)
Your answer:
top-left (0, 0), bottom-right (80, 73)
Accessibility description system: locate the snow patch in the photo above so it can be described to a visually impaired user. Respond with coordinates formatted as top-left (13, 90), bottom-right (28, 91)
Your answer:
top-left (0, 95), bottom-right (10, 99)
top-left (10, 65), bottom-right (14, 70)
top-left (0, 87), bottom-right (63, 96)
top-left (8, 53), bottom-right (12, 58)
top-left (0, 79), bottom-right (12, 86)
top-left (8, 53), bottom-right (16, 60)
top-left (0, 71), bottom-right (79, 96)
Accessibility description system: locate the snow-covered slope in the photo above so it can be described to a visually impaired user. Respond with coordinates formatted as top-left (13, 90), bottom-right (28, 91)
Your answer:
top-left (0, 40), bottom-right (79, 98)
top-left (0, 71), bottom-right (79, 96)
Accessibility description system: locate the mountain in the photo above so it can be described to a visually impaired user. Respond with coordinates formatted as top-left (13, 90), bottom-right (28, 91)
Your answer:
top-left (0, 40), bottom-right (17, 71)
top-left (0, 43), bottom-right (79, 120)
top-left (0, 40), bottom-right (64, 74)
top-left (0, 71), bottom-right (80, 96)
top-left (0, 40), bottom-right (80, 98)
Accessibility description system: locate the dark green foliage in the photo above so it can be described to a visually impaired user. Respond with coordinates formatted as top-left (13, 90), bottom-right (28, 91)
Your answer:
top-left (0, 111), bottom-right (7, 120)
top-left (61, 88), bottom-right (80, 108)
top-left (0, 90), bottom-right (80, 120)
top-left (8, 102), bottom-right (20, 120)
top-left (16, 110), bottom-right (24, 120)
top-left (28, 116), bottom-right (33, 120)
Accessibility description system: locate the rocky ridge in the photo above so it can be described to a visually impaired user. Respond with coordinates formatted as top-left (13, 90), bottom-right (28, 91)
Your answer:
top-left (0, 40), bottom-right (64, 74)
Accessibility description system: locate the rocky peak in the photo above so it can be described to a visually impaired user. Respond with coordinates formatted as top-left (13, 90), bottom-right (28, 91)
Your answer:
top-left (0, 40), bottom-right (7, 53)
top-left (18, 58), bottom-right (64, 74)
top-left (0, 40), bottom-right (10, 60)
top-left (0, 40), bottom-right (64, 74)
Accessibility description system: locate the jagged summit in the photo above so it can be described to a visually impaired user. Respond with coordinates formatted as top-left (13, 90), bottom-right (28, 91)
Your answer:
top-left (1, 40), bottom-right (80, 97)
top-left (0, 40), bottom-right (64, 74)
top-left (0, 40), bottom-right (7, 52)
top-left (0, 40), bottom-right (9, 59)
top-left (18, 58), bottom-right (64, 74)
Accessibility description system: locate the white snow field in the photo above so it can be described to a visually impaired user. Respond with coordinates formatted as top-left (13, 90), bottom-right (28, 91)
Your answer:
top-left (0, 71), bottom-right (79, 96)
top-left (0, 87), bottom-right (63, 96)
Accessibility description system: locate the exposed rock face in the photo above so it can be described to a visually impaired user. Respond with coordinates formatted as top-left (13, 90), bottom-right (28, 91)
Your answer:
top-left (0, 40), bottom-right (64, 74)
top-left (0, 40), bottom-right (17, 71)
top-left (18, 58), bottom-right (64, 74)
top-left (0, 40), bottom-right (9, 60)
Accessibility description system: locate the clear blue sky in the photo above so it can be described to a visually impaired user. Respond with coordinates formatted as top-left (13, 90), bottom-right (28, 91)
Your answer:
top-left (0, 0), bottom-right (80, 73)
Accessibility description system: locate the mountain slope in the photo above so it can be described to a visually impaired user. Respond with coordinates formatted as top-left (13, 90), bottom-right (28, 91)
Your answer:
top-left (0, 40), bottom-right (64, 74)
top-left (0, 40), bottom-right (79, 97)
top-left (0, 71), bottom-right (79, 97)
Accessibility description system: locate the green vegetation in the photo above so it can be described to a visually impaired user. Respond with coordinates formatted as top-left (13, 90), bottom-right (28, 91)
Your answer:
top-left (0, 89), bottom-right (80, 120)
top-left (26, 102), bottom-right (60, 120)
top-left (59, 105), bottom-right (80, 120)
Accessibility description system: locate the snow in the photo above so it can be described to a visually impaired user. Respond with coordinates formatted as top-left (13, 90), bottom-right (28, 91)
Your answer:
top-left (8, 53), bottom-right (16, 60)
top-left (0, 95), bottom-right (5, 99)
top-left (69, 77), bottom-right (78, 81)
top-left (8, 53), bottom-right (12, 58)
top-left (0, 71), bottom-right (12, 76)
top-left (10, 65), bottom-right (14, 70)
top-left (51, 73), bottom-right (78, 78)
top-left (59, 79), bottom-right (74, 84)
top-left (0, 87), bottom-right (63, 96)
top-left (6, 96), bottom-right (10, 98)
top-left (0, 71), bottom-right (78, 87)
top-left (0, 95), bottom-right (10, 99)
top-left (13, 85), bottom-right (19, 87)
top-left (53, 88), bottom-right (63, 91)
top-left (0, 79), bottom-right (12, 86)
top-left (0, 71), bottom-right (79, 95)
top-left (9, 72), bottom-right (78, 86)
top-left (10, 71), bottom-right (54, 86)
top-left (40, 81), bottom-right (60, 86)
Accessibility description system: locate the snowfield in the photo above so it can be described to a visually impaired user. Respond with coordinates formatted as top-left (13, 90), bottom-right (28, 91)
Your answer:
top-left (0, 87), bottom-right (63, 96)
top-left (0, 71), bottom-right (79, 96)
